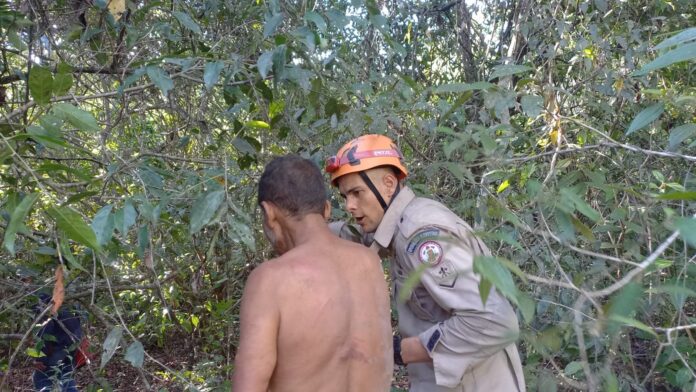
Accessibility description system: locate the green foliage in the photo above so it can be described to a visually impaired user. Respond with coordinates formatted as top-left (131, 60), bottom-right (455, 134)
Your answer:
top-left (1, 0), bottom-right (694, 389)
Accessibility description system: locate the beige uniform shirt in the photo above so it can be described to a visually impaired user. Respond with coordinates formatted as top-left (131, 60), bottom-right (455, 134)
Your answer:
top-left (332, 187), bottom-right (525, 391)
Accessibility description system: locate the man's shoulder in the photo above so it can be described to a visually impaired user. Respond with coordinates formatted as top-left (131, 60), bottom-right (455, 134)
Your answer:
top-left (398, 196), bottom-right (460, 238)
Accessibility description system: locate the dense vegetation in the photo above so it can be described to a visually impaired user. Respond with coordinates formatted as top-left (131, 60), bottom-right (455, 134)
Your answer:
top-left (1, 0), bottom-right (694, 390)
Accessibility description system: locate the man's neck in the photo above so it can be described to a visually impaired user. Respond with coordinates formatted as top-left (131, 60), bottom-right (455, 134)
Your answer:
top-left (281, 214), bottom-right (330, 250)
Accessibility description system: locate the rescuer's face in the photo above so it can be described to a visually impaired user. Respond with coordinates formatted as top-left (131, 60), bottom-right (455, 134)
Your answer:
top-left (337, 172), bottom-right (387, 233)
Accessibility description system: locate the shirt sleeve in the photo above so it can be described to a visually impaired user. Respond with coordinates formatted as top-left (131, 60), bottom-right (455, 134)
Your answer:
top-left (403, 226), bottom-right (520, 388)
top-left (328, 221), bottom-right (372, 245)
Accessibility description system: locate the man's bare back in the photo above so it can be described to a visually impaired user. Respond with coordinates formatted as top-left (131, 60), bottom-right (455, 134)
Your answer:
top-left (271, 236), bottom-right (391, 391)
top-left (232, 155), bottom-right (392, 392)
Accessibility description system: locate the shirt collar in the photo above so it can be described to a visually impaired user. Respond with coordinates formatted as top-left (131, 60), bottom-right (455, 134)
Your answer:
top-left (372, 186), bottom-right (415, 248)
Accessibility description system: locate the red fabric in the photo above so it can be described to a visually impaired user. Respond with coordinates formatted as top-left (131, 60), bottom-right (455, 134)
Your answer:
top-left (74, 337), bottom-right (93, 369)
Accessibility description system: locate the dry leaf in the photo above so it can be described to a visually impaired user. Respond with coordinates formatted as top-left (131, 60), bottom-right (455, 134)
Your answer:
top-left (108, 0), bottom-right (126, 21)
top-left (51, 265), bottom-right (65, 315)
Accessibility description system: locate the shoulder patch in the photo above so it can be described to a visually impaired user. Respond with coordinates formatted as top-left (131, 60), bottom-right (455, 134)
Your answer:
top-left (406, 229), bottom-right (440, 254)
top-left (418, 240), bottom-right (443, 267)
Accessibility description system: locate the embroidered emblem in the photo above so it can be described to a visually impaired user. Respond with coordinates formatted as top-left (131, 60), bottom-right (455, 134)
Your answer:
top-left (406, 229), bottom-right (440, 254)
top-left (431, 260), bottom-right (457, 288)
top-left (418, 241), bottom-right (443, 267)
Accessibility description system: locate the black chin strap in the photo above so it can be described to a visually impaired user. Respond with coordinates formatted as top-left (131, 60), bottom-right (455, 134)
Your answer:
top-left (359, 171), bottom-right (402, 212)
top-left (359, 171), bottom-right (389, 211)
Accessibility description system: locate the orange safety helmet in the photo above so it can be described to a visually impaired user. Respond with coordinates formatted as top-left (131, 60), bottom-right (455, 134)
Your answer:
top-left (325, 134), bottom-right (408, 186)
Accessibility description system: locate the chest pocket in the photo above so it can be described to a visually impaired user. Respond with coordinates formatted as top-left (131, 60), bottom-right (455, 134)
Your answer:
top-left (407, 284), bottom-right (450, 323)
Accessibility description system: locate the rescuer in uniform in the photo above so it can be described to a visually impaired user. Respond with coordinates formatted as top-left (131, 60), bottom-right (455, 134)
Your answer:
top-left (326, 134), bottom-right (526, 391)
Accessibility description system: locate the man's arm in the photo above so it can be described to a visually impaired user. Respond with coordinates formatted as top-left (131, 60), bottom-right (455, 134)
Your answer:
top-left (401, 227), bottom-right (520, 387)
top-left (231, 264), bottom-right (280, 392)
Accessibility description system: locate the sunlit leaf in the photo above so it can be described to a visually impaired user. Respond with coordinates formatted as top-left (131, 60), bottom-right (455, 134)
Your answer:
top-left (634, 42), bottom-right (696, 76)
top-left (656, 191), bottom-right (696, 200)
top-left (245, 120), bottom-right (269, 129)
top-left (654, 28), bottom-right (696, 50)
top-left (52, 103), bottom-right (100, 133)
top-left (29, 66), bottom-right (53, 104)
top-left (497, 179), bottom-right (510, 194)
top-left (608, 314), bottom-right (657, 337)
top-left (53, 63), bottom-right (73, 95)
top-left (473, 256), bottom-right (520, 305)
top-left (626, 103), bottom-right (664, 135)
top-left (46, 206), bottom-right (101, 251)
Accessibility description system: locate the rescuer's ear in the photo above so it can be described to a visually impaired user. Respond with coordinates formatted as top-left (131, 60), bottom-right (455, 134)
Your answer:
top-left (381, 169), bottom-right (398, 199)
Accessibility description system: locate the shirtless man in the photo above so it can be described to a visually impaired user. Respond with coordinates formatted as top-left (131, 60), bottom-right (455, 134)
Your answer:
top-left (231, 155), bottom-right (393, 392)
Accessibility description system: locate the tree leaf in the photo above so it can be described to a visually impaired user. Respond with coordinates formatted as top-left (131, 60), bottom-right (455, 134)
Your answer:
top-left (608, 315), bottom-right (657, 337)
top-left (203, 61), bottom-right (224, 90)
top-left (52, 103), bottom-right (100, 133)
top-left (146, 66), bottom-right (174, 97)
top-left (675, 217), bottom-right (696, 247)
top-left (124, 341), bottom-right (144, 368)
top-left (29, 66), bottom-right (53, 104)
top-left (190, 190), bottom-right (225, 235)
top-left (521, 95), bottom-right (543, 117)
top-left (473, 255), bottom-right (520, 306)
top-left (626, 103), bottom-right (664, 136)
top-left (488, 64), bottom-right (532, 81)
top-left (564, 361), bottom-right (583, 376)
top-left (257, 50), bottom-right (274, 78)
top-left (668, 123), bottom-right (696, 150)
top-left (245, 120), bottom-right (270, 129)
top-left (91, 205), bottom-right (114, 246)
top-left (656, 191), bottom-right (696, 200)
top-left (173, 11), bottom-right (202, 35)
top-left (305, 11), bottom-right (327, 32)
top-left (46, 206), bottom-right (101, 251)
top-left (560, 188), bottom-right (601, 222)
top-left (654, 28), bottom-right (696, 50)
top-left (634, 42), bottom-right (696, 76)
top-left (272, 45), bottom-right (287, 80)
top-left (263, 13), bottom-right (283, 38)
top-left (433, 82), bottom-right (494, 94)
top-left (3, 193), bottom-right (39, 255)
top-left (121, 201), bottom-right (137, 234)
top-left (53, 63), bottom-right (73, 96)
top-left (100, 326), bottom-right (123, 369)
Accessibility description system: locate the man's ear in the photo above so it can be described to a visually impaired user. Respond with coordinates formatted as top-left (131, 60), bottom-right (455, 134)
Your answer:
top-left (381, 170), bottom-right (398, 198)
top-left (260, 201), bottom-right (278, 226)
top-left (323, 201), bottom-right (331, 220)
